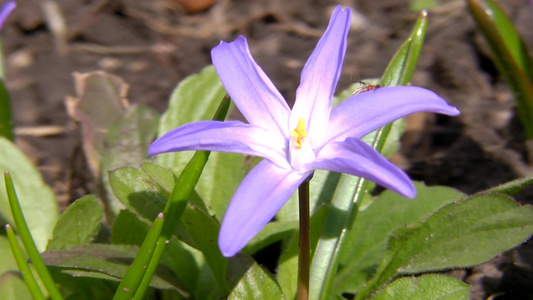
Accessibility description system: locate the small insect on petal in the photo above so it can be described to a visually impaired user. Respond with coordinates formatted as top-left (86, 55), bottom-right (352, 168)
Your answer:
top-left (351, 82), bottom-right (381, 96)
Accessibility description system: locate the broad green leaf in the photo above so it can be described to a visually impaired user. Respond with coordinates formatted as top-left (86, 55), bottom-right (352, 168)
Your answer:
top-left (0, 272), bottom-right (33, 300)
top-left (156, 65), bottom-right (245, 220)
top-left (66, 71), bottom-right (129, 177)
top-left (374, 274), bottom-right (469, 300)
top-left (48, 270), bottom-right (117, 300)
top-left (141, 162), bottom-right (177, 193)
top-left (47, 195), bottom-right (103, 251)
top-left (109, 166), bottom-right (166, 222)
top-left (311, 12), bottom-right (428, 299)
top-left (181, 205), bottom-right (228, 292)
top-left (227, 254), bottom-right (283, 300)
top-left (41, 244), bottom-right (188, 295)
top-left (108, 165), bottom-right (196, 247)
top-left (0, 138), bottom-right (58, 251)
top-left (101, 105), bottom-right (160, 215)
top-left (482, 175), bottom-right (533, 196)
top-left (334, 183), bottom-right (465, 294)
top-left (468, 0), bottom-right (533, 138)
top-left (356, 193), bottom-right (533, 299)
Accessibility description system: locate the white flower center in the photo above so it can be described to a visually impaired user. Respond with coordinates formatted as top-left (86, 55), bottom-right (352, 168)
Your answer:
top-left (289, 118), bottom-right (316, 172)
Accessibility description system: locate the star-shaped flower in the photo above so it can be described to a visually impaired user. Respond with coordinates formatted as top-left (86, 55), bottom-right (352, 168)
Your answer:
top-left (148, 6), bottom-right (460, 257)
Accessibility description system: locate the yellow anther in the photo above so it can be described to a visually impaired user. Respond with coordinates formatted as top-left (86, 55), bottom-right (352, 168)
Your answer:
top-left (290, 118), bottom-right (308, 149)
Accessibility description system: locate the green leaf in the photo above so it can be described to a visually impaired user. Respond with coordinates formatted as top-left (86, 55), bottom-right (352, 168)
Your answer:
top-left (4, 171), bottom-right (63, 300)
top-left (356, 193), bottom-right (533, 299)
top-left (121, 94), bottom-right (231, 300)
top-left (6, 224), bottom-right (45, 299)
top-left (467, 0), bottom-right (533, 138)
top-left (141, 162), bottom-right (177, 193)
top-left (482, 175), bottom-right (533, 196)
top-left (101, 105), bottom-right (160, 215)
top-left (47, 196), bottom-right (103, 251)
top-left (374, 274), bottom-right (469, 300)
top-left (0, 272), bottom-right (33, 300)
top-left (334, 183), bottom-right (465, 294)
top-left (311, 12), bottom-right (429, 300)
top-left (0, 138), bottom-right (58, 251)
top-left (180, 205), bottom-right (228, 292)
top-left (111, 209), bottom-right (203, 294)
top-left (0, 235), bottom-right (18, 275)
top-left (227, 254), bottom-right (283, 300)
top-left (156, 65), bottom-right (245, 220)
top-left (41, 244), bottom-right (188, 295)
top-left (242, 220), bottom-right (298, 255)
top-left (108, 166), bottom-right (195, 247)
top-left (109, 166), bottom-right (167, 222)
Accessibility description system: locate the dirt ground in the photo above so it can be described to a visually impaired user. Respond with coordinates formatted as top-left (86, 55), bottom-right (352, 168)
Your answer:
top-left (3, 0), bottom-right (533, 299)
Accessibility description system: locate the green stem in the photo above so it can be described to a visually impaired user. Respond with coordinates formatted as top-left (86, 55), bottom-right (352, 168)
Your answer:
top-left (297, 180), bottom-right (310, 300)
top-left (4, 171), bottom-right (64, 300)
top-left (5, 224), bottom-right (46, 300)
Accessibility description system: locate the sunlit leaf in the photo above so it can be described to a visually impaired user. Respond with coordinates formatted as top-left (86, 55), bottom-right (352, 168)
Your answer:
top-left (374, 274), bottom-right (469, 300)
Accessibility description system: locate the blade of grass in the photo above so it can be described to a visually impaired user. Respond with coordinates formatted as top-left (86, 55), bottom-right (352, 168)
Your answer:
top-left (468, 0), bottom-right (533, 138)
top-left (311, 11), bottom-right (428, 300)
top-left (5, 224), bottom-right (46, 300)
top-left (4, 171), bottom-right (64, 300)
top-left (113, 94), bottom-right (232, 300)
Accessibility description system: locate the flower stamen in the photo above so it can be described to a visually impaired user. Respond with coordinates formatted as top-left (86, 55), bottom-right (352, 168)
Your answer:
top-left (291, 118), bottom-right (308, 149)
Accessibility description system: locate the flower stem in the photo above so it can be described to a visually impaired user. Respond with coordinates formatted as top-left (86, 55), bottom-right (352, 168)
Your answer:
top-left (297, 179), bottom-right (310, 300)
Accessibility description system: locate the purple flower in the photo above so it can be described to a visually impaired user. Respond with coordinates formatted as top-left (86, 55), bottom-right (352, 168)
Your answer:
top-left (148, 6), bottom-right (459, 257)
top-left (0, 1), bottom-right (15, 31)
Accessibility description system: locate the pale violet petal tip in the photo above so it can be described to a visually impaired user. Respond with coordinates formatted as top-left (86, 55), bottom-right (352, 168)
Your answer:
top-left (314, 138), bottom-right (416, 199)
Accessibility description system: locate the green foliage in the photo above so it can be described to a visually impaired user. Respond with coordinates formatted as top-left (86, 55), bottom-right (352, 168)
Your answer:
top-left (355, 192), bottom-right (533, 299)
top-left (310, 11), bottom-right (429, 300)
top-left (47, 196), bottom-right (103, 251)
top-left (334, 183), bottom-right (466, 294)
top-left (156, 66), bottom-right (246, 221)
top-left (374, 274), bottom-right (469, 300)
top-left (0, 138), bottom-right (58, 251)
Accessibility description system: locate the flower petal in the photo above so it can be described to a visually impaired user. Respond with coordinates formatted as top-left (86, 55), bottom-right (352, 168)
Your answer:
top-left (218, 160), bottom-right (309, 257)
top-left (212, 36), bottom-right (290, 137)
top-left (290, 6), bottom-right (351, 147)
top-left (148, 120), bottom-right (289, 168)
top-left (324, 86), bottom-right (460, 147)
top-left (0, 1), bottom-right (15, 31)
top-left (312, 138), bottom-right (415, 198)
